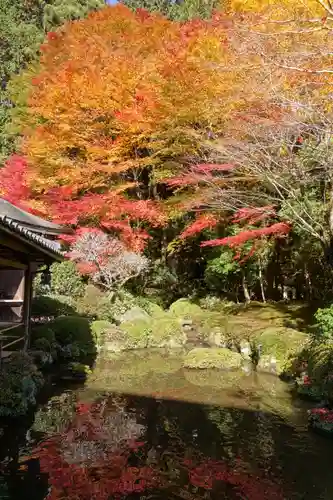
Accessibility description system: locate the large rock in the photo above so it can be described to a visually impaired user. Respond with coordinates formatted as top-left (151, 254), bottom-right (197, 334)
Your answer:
top-left (120, 319), bottom-right (151, 349)
top-left (148, 317), bottom-right (187, 348)
top-left (183, 347), bottom-right (243, 370)
top-left (169, 299), bottom-right (203, 318)
top-left (116, 307), bottom-right (151, 324)
top-left (103, 327), bottom-right (130, 353)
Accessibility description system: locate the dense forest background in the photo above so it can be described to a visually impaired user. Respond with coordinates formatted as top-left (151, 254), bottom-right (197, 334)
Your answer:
top-left (1, 0), bottom-right (333, 306)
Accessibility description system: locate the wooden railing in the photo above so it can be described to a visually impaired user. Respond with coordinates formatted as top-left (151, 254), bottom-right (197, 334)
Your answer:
top-left (0, 322), bottom-right (24, 370)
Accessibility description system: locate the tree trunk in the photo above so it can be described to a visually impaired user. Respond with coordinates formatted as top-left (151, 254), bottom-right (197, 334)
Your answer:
top-left (242, 272), bottom-right (251, 303)
top-left (304, 263), bottom-right (312, 300)
top-left (258, 259), bottom-right (266, 303)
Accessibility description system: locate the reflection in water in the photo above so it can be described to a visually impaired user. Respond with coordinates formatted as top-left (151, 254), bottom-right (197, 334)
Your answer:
top-left (0, 351), bottom-right (333, 499)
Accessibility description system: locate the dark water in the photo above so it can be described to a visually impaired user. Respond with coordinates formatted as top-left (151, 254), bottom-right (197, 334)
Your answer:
top-left (1, 350), bottom-right (333, 500)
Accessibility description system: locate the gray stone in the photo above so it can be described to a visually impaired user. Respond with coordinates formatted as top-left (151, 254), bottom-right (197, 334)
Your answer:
top-left (207, 327), bottom-right (228, 348)
top-left (257, 354), bottom-right (279, 374)
top-left (116, 307), bottom-right (151, 324)
top-left (239, 340), bottom-right (251, 360)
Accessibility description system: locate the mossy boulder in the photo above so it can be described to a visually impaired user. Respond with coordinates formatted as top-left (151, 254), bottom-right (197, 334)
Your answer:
top-left (169, 299), bottom-right (203, 318)
top-left (92, 320), bottom-right (129, 353)
top-left (183, 347), bottom-right (243, 370)
top-left (139, 301), bottom-right (165, 318)
top-left (255, 327), bottom-right (309, 373)
top-left (148, 317), bottom-right (187, 348)
top-left (120, 319), bottom-right (152, 349)
top-left (117, 307), bottom-right (151, 324)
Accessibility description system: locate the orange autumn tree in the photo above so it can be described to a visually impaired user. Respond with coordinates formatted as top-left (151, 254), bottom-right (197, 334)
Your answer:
top-left (3, 4), bottom-right (289, 249)
top-left (5, 1), bottom-right (333, 257)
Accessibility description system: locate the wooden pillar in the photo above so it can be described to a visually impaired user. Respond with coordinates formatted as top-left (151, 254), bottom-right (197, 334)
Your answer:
top-left (23, 262), bottom-right (33, 351)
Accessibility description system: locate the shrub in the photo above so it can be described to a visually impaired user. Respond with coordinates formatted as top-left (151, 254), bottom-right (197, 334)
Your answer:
top-left (0, 353), bottom-right (44, 417)
top-left (136, 297), bottom-right (165, 318)
top-left (33, 337), bottom-right (52, 352)
top-left (68, 362), bottom-right (92, 375)
top-left (31, 324), bottom-right (56, 345)
top-left (76, 285), bottom-right (113, 320)
top-left (31, 295), bottom-right (78, 319)
top-left (255, 327), bottom-right (308, 362)
top-left (50, 316), bottom-right (95, 356)
top-left (199, 296), bottom-right (235, 312)
top-left (315, 306), bottom-right (333, 340)
top-left (50, 261), bottom-right (85, 297)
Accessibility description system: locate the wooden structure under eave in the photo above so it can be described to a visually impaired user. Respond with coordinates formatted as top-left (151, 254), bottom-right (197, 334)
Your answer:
top-left (0, 199), bottom-right (71, 355)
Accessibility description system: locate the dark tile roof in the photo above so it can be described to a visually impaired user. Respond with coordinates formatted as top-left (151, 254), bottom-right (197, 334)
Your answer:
top-left (0, 199), bottom-right (70, 235)
top-left (0, 215), bottom-right (64, 259)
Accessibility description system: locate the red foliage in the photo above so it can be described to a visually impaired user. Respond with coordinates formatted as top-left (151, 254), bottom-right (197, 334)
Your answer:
top-left (166, 163), bottom-right (234, 188)
top-left (0, 155), bottom-right (31, 208)
top-left (233, 206), bottom-right (276, 224)
top-left (185, 458), bottom-right (283, 499)
top-left (180, 214), bottom-right (219, 239)
top-left (194, 163), bottom-right (235, 173)
top-left (201, 222), bottom-right (291, 249)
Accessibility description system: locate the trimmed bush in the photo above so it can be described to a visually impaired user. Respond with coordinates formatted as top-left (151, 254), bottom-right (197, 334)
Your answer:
top-left (76, 285), bottom-right (111, 320)
top-left (31, 324), bottom-right (56, 345)
top-left (31, 294), bottom-right (78, 319)
top-left (255, 327), bottom-right (309, 369)
top-left (50, 316), bottom-right (96, 356)
top-left (50, 261), bottom-right (85, 298)
top-left (183, 348), bottom-right (243, 370)
top-left (0, 353), bottom-right (44, 417)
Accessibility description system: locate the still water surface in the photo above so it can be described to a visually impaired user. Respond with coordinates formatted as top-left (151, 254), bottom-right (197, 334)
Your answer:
top-left (0, 350), bottom-right (333, 499)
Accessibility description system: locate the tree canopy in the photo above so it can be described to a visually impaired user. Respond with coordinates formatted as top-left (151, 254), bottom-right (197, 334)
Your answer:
top-left (2, 0), bottom-right (333, 301)
top-left (0, 0), bottom-right (106, 163)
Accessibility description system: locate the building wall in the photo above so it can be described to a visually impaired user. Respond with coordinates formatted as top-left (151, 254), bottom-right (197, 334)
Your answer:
top-left (0, 269), bottom-right (25, 323)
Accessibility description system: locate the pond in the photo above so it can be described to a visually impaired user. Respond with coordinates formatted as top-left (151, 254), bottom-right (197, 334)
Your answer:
top-left (0, 350), bottom-right (333, 499)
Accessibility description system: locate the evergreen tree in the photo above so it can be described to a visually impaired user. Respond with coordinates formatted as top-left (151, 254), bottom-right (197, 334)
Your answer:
top-left (122, 0), bottom-right (220, 20)
top-left (42, 0), bottom-right (107, 31)
top-left (0, 0), bottom-right (106, 164)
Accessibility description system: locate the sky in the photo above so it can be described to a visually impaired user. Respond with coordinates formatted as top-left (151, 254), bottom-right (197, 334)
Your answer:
top-left (106, 0), bottom-right (118, 4)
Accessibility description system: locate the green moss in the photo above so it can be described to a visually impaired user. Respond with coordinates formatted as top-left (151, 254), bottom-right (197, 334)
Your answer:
top-left (91, 320), bottom-right (113, 346)
top-left (183, 347), bottom-right (243, 370)
top-left (256, 327), bottom-right (309, 360)
top-left (120, 319), bottom-right (152, 349)
top-left (139, 300), bottom-right (165, 318)
top-left (149, 317), bottom-right (186, 348)
top-left (169, 299), bottom-right (203, 318)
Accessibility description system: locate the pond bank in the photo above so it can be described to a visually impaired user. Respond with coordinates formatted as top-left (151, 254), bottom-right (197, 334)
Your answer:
top-left (1, 350), bottom-right (333, 499)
